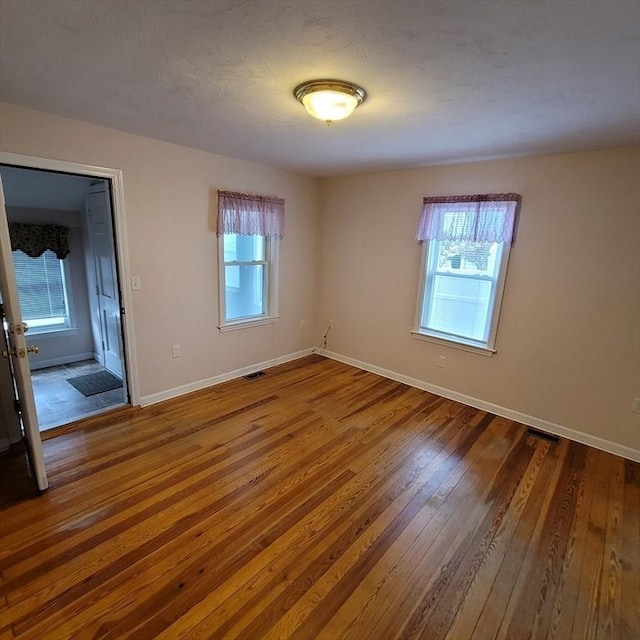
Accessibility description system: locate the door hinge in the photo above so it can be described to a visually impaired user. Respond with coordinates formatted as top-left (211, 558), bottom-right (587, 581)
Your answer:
top-left (14, 398), bottom-right (21, 414)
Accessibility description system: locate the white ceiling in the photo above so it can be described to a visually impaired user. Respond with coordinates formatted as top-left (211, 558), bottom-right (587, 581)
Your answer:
top-left (0, 166), bottom-right (98, 211)
top-left (0, 0), bottom-right (638, 177)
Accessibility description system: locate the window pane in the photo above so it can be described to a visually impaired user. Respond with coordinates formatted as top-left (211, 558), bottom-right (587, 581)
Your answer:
top-left (434, 241), bottom-right (498, 276)
top-left (12, 250), bottom-right (68, 325)
top-left (225, 264), bottom-right (265, 320)
top-left (420, 240), bottom-right (504, 345)
top-left (423, 275), bottom-right (492, 342)
top-left (223, 234), bottom-right (264, 262)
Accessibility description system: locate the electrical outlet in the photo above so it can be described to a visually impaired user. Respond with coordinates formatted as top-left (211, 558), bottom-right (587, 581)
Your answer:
top-left (131, 276), bottom-right (141, 290)
top-left (438, 355), bottom-right (446, 368)
top-left (631, 398), bottom-right (640, 414)
top-left (172, 345), bottom-right (181, 358)
top-left (300, 319), bottom-right (306, 330)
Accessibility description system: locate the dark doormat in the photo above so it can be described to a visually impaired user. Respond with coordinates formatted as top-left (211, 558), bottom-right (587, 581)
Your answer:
top-left (67, 370), bottom-right (123, 397)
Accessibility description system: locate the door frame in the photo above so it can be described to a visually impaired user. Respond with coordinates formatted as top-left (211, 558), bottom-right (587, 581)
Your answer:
top-left (0, 151), bottom-right (140, 407)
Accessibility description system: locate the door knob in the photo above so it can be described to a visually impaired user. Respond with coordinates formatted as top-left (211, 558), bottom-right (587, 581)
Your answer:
top-left (27, 345), bottom-right (39, 354)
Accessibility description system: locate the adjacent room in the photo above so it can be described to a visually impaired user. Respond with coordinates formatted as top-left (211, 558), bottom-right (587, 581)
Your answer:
top-left (0, 166), bottom-right (129, 430)
top-left (0, 1), bottom-right (638, 639)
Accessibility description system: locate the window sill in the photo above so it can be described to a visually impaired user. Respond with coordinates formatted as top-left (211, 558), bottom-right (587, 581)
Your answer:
top-left (27, 327), bottom-right (79, 340)
top-left (410, 330), bottom-right (495, 357)
top-left (218, 315), bottom-right (280, 333)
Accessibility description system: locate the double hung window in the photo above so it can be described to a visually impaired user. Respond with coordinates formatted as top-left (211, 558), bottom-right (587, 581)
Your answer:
top-left (217, 190), bottom-right (284, 330)
top-left (220, 233), bottom-right (276, 322)
top-left (414, 194), bottom-right (520, 352)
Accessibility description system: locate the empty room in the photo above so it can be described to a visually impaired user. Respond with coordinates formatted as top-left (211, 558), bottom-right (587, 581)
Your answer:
top-left (0, 1), bottom-right (638, 639)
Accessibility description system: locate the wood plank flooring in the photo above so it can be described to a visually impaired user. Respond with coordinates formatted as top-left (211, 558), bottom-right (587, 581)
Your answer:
top-left (0, 354), bottom-right (638, 639)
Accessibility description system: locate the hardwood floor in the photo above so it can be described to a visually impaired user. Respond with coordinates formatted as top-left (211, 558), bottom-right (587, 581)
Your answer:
top-left (0, 355), bottom-right (638, 639)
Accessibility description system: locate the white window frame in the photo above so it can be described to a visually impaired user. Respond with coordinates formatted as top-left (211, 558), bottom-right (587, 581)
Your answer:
top-left (217, 233), bottom-right (279, 332)
top-left (12, 249), bottom-right (77, 336)
top-left (412, 239), bottom-right (511, 355)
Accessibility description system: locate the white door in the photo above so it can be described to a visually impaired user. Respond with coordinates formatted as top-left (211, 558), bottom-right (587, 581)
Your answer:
top-left (86, 187), bottom-right (123, 378)
top-left (0, 177), bottom-right (48, 491)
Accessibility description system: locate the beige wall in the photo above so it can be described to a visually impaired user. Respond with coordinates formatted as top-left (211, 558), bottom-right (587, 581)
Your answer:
top-left (1, 103), bottom-right (638, 456)
top-left (0, 103), bottom-right (321, 399)
top-left (319, 148), bottom-right (640, 452)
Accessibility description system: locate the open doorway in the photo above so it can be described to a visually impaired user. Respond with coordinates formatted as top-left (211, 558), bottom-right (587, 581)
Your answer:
top-left (0, 164), bottom-right (130, 431)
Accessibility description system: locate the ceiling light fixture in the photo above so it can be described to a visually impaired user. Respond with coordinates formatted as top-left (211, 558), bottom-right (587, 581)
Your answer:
top-left (294, 79), bottom-right (367, 123)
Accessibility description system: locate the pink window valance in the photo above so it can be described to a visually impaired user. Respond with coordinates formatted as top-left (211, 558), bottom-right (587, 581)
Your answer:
top-left (217, 190), bottom-right (285, 237)
top-left (416, 193), bottom-right (521, 244)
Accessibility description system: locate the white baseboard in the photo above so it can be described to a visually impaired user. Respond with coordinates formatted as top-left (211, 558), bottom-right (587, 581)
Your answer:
top-left (140, 348), bottom-right (315, 407)
top-left (29, 352), bottom-right (94, 371)
top-left (322, 350), bottom-right (640, 463)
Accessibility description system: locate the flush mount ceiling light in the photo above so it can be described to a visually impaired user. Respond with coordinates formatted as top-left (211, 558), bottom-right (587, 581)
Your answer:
top-left (294, 80), bottom-right (367, 123)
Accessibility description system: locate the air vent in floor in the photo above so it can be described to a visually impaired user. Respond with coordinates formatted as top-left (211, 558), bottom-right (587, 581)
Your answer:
top-left (526, 427), bottom-right (560, 443)
top-left (244, 371), bottom-right (265, 380)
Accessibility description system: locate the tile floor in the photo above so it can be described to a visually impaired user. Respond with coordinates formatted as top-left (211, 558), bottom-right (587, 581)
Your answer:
top-left (31, 360), bottom-right (128, 431)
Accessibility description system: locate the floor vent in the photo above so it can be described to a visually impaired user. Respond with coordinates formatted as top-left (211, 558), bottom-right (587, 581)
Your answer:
top-left (526, 427), bottom-right (560, 443)
top-left (244, 371), bottom-right (265, 380)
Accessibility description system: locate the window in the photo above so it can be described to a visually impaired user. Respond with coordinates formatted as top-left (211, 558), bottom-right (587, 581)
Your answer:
top-left (414, 194), bottom-right (520, 353)
top-left (219, 233), bottom-right (278, 326)
top-left (217, 190), bottom-right (284, 330)
top-left (12, 249), bottom-right (72, 332)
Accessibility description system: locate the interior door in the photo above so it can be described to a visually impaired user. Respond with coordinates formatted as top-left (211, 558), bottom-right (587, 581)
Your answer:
top-left (86, 187), bottom-right (123, 378)
top-left (0, 177), bottom-right (48, 491)
top-left (0, 308), bottom-right (22, 446)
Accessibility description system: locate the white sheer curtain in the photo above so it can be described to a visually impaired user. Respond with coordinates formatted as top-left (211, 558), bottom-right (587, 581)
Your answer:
top-left (217, 190), bottom-right (285, 237)
top-left (416, 194), bottom-right (520, 244)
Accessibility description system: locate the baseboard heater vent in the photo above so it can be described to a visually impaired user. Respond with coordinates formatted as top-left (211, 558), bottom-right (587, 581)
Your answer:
top-left (244, 371), bottom-right (265, 380)
top-left (526, 427), bottom-right (560, 443)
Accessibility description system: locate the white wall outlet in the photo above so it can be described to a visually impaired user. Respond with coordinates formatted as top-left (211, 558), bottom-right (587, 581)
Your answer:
top-left (631, 398), bottom-right (640, 414)
top-left (131, 276), bottom-right (141, 290)
top-left (300, 318), bottom-right (306, 330)
top-left (438, 355), bottom-right (446, 368)
top-left (172, 345), bottom-right (181, 358)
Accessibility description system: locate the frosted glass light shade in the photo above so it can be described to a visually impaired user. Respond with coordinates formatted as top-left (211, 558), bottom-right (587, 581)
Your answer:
top-left (294, 80), bottom-right (366, 123)
top-left (302, 90), bottom-right (358, 121)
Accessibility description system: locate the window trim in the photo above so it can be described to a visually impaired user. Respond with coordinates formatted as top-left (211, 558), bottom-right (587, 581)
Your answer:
top-left (217, 233), bottom-right (279, 331)
top-left (413, 239), bottom-right (512, 354)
